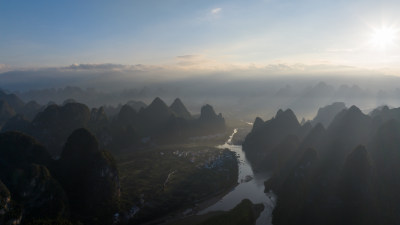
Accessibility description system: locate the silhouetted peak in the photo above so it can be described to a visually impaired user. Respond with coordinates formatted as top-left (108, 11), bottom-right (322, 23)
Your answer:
top-left (201, 104), bottom-right (216, 114)
top-left (275, 109), bottom-right (298, 124)
top-left (275, 109), bottom-right (284, 117)
top-left (141, 97), bottom-right (174, 122)
top-left (170, 98), bottom-right (191, 119)
top-left (117, 104), bottom-right (137, 123)
top-left (369, 105), bottom-right (390, 118)
top-left (61, 128), bottom-right (99, 159)
top-left (151, 97), bottom-right (167, 107)
top-left (145, 97), bottom-right (171, 113)
top-left (172, 98), bottom-right (183, 106)
top-left (200, 104), bottom-right (217, 118)
top-left (252, 117), bottom-right (264, 131)
top-left (348, 105), bottom-right (362, 114)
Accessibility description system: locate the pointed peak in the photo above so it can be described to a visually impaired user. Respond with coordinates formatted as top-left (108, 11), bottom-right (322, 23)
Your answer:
top-left (276, 109), bottom-right (297, 120)
top-left (172, 98), bottom-right (183, 105)
top-left (170, 98), bottom-right (191, 118)
top-left (275, 109), bottom-right (284, 117)
top-left (201, 104), bottom-right (216, 115)
top-left (348, 105), bottom-right (362, 114)
top-left (61, 128), bottom-right (99, 159)
top-left (170, 98), bottom-right (185, 109)
top-left (252, 117), bottom-right (264, 131)
top-left (148, 97), bottom-right (169, 109)
top-left (200, 104), bottom-right (224, 122)
top-left (284, 109), bottom-right (295, 116)
top-left (152, 97), bottom-right (165, 104)
top-left (254, 117), bottom-right (264, 124)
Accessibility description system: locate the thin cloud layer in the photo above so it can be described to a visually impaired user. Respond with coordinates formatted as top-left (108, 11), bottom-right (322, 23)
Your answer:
top-left (211, 8), bottom-right (222, 14)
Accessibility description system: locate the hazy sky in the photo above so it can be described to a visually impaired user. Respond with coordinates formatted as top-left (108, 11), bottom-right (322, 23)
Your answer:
top-left (1, 0), bottom-right (400, 74)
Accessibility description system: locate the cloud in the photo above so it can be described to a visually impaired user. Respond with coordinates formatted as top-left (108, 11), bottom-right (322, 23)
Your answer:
top-left (0, 64), bottom-right (12, 73)
top-left (176, 55), bottom-right (201, 60)
top-left (198, 7), bottom-right (222, 22)
top-left (211, 8), bottom-right (222, 15)
top-left (61, 63), bottom-right (159, 72)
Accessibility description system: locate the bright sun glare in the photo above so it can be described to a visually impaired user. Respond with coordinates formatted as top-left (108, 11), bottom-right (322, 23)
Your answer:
top-left (370, 26), bottom-right (398, 50)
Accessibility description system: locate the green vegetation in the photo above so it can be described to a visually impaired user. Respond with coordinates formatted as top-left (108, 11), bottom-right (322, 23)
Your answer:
top-left (116, 145), bottom-right (238, 223)
top-left (169, 199), bottom-right (264, 225)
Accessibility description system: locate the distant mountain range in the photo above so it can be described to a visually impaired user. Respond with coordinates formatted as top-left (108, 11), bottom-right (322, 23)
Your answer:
top-left (5, 78), bottom-right (400, 121)
top-left (1, 93), bottom-right (226, 156)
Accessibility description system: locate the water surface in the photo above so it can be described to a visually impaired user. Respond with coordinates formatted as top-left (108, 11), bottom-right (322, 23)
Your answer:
top-left (199, 129), bottom-right (276, 225)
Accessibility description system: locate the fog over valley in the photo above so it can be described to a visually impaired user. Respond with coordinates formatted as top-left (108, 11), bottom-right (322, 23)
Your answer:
top-left (3, 64), bottom-right (400, 121)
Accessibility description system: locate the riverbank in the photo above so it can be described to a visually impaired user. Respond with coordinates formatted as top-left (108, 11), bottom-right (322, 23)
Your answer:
top-left (116, 143), bottom-right (239, 224)
top-left (167, 199), bottom-right (265, 225)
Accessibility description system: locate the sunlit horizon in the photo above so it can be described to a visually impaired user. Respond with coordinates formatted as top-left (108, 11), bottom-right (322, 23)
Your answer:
top-left (2, 0), bottom-right (400, 76)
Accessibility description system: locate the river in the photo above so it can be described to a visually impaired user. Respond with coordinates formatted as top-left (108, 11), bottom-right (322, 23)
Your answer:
top-left (198, 129), bottom-right (277, 225)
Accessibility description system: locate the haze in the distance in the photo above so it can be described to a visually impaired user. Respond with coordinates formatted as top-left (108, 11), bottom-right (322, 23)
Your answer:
top-left (2, 0), bottom-right (400, 120)
top-left (1, 0), bottom-right (400, 72)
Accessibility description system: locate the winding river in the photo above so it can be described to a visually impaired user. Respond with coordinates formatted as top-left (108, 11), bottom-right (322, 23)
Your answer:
top-left (198, 129), bottom-right (277, 225)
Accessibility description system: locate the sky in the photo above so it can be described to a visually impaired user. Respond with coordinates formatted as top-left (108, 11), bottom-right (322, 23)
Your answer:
top-left (1, 0), bottom-right (400, 74)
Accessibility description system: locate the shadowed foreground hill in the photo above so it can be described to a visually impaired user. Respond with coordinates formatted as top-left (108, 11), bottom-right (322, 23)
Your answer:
top-left (243, 104), bottom-right (400, 225)
top-left (0, 129), bottom-right (120, 225)
top-left (55, 128), bottom-right (120, 225)
top-left (0, 132), bottom-right (68, 224)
